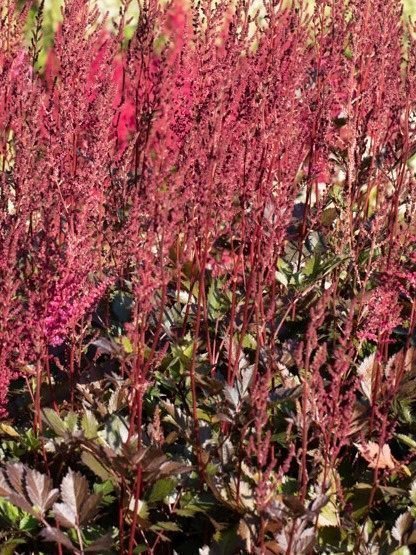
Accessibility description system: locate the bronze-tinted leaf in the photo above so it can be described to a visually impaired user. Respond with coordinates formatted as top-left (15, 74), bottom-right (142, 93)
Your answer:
top-left (41, 526), bottom-right (76, 551)
top-left (52, 502), bottom-right (77, 528)
top-left (61, 469), bottom-right (89, 515)
top-left (0, 472), bottom-right (12, 497)
top-left (84, 532), bottom-right (113, 552)
top-left (53, 469), bottom-right (101, 528)
top-left (356, 441), bottom-right (396, 470)
top-left (0, 464), bottom-right (55, 518)
top-left (26, 469), bottom-right (59, 515)
top-left (5, 464), bottom-right (25, 497)
top-left (282, 495), bottom-right (305, 517)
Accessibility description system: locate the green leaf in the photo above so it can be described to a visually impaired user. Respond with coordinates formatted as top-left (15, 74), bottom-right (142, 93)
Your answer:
top-left (128, 498), bottom-right (149, 520)
top-left (23, 429), bottom-right (41, 451)
top-left (175, 508), bottom-right (198, 517)
top-left (151, 521), bottom-right (181, 532)
top-left (18, 513), bottom-right (38, 532)
top-left (276, 270), bottom-right (288, 287)
top-left (391, 548), bottom-right (411, 555)
top-left (148, 478), bottom-right (177, 503)
top-left (81, 452), bottom-right (114, 483)
top-left (93, 481), bottom-right (115, 505)
top-left (396, 433), bottom-right (416, 449)
top-left (102, 415), bottom-right (129, 451)
top-left (42, 409), bottom-right (67, 437)
top-left (317, 498), bottom-right (339, 527)
top-left (207, 281), bottom-right (222, 311)
top-left (410, 481), bottom-right (416, 505)
top-left (0, 498), bottom-right (20, 524)
top-left (214, 525), bottom-right (240, 555)
top-left (241, 333), bottom-right (257, 350)
top-left (64, 412), bottom-right (78, 434)
top-left (303, 255), bottom-right (318, 277)
top-left (133, 546), bottom-right (148, 554)
top-left (121, 336), bottom-right (133, 354)
top-left (0, 539), bottom-right (27, 555)
top-left (81, 410), bottom-right (99, 440)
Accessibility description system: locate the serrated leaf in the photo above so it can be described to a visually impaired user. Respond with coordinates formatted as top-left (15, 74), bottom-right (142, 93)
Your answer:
top-left (175, 508), bottom-right (198, 517)
top-left (84, 532), bottom-right (113, 552)
top-left (5, 463), bottom-right (25, 496)
top-left (93, 480), bottom-right (115, 501)
top-left (54, 469), bottom-right (101, 528)
top-left (241, 334), bottom-right (257, 350)
top-left (103, 414), bottom-right (129, 450)
top-left (0, 465), bottom-right (38, 517)
top-left (107, 388), bottom-right (126, 414)
top-left (303, 255), bottom-right (317, 277)
top-left (276, 270), bottom-right (288, 287)
top-left (18, 513), bottom-right (38, 532)
top-left (357, 354), bottom-right (376, 402)
top-left (156, 460), bottom-right (190, 479)
top-left (121, 336), bottom-right (133, 354)
top-left (148, 478), bottom-right (177, 503)
top-left (410, 481), bottom-right (416, 505)
top-left (296, 528), bottom-right (315, 553)
top-left (356, 441), bottom-right (396, 469)
top-left (42, 409), bottom-right (67, 437)
top-left (239, 365), bottom-right (254, 399)
top-left (128, 498), bottom-right (149, 520)
top-left (61, 469), bottom-right (88, 515)
top-left (25, 468), bottom-right (59, 516)
top-left (224, 385), bottom-right (239, 409)
top-left (396, 434), bottom-right (416, 450)
top-left (41, 526), bottom-right (76, 550)
top-left (133, 546), bottom-right (148, 554)
top-left (53, 502), bottom-right (77, 528)
top-left (81, 452), bottom-right (114, 483)
top-left (0, 539), bottom-right (27, 555)
top-left (64, 412), bottom-right (79, 434)
top-left (151, 521), bottom-right (181, 532)
top-left (79, 493), bottom-right (102, 525)
top-left (392, 512), bottom-right (413, 543)
top-left (317, 497), bottom-right (340, 527)
top-left (0, 498), bottom-right (19, 523)
top-left (213, 525), bottom-right (241, 554)
top-left (0, 471), bottom-right (12, 498)
top-left (81, 410), bottom-right (99, 439)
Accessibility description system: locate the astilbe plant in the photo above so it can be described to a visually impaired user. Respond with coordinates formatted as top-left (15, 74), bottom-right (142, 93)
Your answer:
top-left (0, 0), bottom-right (415, 553)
